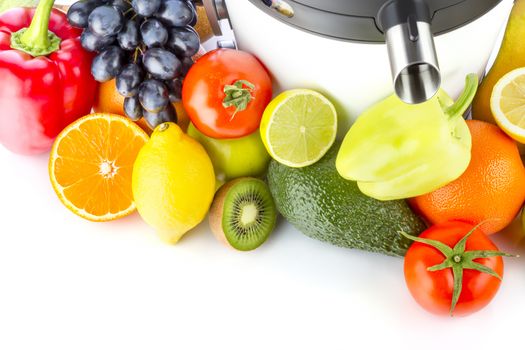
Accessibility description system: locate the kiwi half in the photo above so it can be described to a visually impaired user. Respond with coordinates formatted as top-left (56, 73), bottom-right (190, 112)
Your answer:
top-left (210, 177), bottom-right (277, 251)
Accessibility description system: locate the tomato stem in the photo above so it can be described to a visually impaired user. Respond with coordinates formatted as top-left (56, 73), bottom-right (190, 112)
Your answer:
top-left (399, 222), bottom-right (515, 316)
top-left (223, 80), bottom-right (255, 120)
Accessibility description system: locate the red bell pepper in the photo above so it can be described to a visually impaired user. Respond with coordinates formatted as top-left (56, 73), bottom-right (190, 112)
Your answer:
top-left (0, 0), bottom-right (97, 155)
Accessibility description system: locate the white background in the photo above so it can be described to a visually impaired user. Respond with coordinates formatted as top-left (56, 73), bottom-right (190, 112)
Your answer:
top-left (1, 149), bottom-right (524, 350)
top-left (1, 1), bottom-right (525, 349)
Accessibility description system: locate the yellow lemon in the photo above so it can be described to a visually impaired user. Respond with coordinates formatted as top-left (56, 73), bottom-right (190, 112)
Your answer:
top-left (491, 67), bottom-right (525, 143)
top-left (132, 122), bottom-right (215, 243)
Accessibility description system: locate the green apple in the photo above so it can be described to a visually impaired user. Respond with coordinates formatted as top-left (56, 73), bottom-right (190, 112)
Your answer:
top-left (187, 123), bottom-right (271, 182)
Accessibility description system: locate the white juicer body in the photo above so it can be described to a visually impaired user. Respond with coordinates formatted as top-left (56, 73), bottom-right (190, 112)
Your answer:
top-left (225, 0), bottom-right (513, 136)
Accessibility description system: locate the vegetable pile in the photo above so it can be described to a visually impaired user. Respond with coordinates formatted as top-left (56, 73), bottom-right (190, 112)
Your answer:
top-left (1, 0), bottom-right (525, 318)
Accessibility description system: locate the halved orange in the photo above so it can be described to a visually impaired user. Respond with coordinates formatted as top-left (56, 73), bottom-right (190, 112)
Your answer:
top-left (49, 113), bottom-right (149, 222)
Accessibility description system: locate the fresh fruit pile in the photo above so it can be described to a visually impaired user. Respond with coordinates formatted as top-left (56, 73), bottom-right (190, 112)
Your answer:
top-left (2, 0), bottom-right (525, 320)
top-left (67, 0), bottom-right (199, 128)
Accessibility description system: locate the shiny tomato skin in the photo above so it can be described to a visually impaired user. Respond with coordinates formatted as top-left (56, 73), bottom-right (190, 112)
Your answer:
top-left (182, 49), bottom-right (272, 139)
top-left (404, 221), bottom-right (503, 317)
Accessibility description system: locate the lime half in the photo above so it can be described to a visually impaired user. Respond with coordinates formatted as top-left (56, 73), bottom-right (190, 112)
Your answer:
top-left (260, 89), bottom-right (337, 168)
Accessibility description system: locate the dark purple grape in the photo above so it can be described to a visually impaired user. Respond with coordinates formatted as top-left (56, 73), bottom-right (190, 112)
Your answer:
top-left (167, 26), bottom-right (199, 57)
top-left (117, 19), bottom-right (140, 51)
top-left (81, 30), bottom-right (115, 52)
top-left (139, 79), bottom-right (169, 113)
top-left (124, 96), bottom-right (143, 121)
top-left (91, 46), bottom-right (126, 82)
top-left (132, 0), bottom-right (161, 17)
top-left (67, 0), bottom-right (103, 28)
top-left (156, 0), bottom-right (193, 27)
top-left (187, 0), bottom-right (196, 10)
top-left (88, 5), bottom-right (124, 37)
top-left (143, 104), bottom-right (178, 129)
top-left (187, 1), bottom-right (197, 27)
top-left (140, 19), bottom-right (168, 48)
top-left (110, 0), bottom-right (132, 13)
top-left (116, 63), bottom-right (144, 97)
top-left (166, 78), bottom-right (183, 103)
top-left (181, 57), bottom-right (193, 76)
top-left (143, 48), bottom-right (181, 80)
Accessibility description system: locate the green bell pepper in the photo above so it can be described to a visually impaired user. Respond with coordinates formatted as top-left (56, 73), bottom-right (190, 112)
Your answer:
top-left (336, 74), bottom-right (478, 201)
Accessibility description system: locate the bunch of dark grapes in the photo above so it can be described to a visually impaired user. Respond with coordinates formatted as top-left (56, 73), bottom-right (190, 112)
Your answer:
top-left (67, 0), bottom-right (200, 128)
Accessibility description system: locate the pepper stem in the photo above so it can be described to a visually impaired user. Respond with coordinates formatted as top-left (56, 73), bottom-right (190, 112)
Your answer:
top-left (10, 0), bottom-right (61, 57)
top-left (445, 73), bottom-right (479, 118)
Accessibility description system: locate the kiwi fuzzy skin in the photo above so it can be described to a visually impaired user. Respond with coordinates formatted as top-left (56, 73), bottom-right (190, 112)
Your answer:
top-left (209, 178), bottom-right (246, 249)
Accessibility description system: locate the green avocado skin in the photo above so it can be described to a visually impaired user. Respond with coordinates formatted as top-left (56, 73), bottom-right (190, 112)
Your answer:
top-left (267, 144), bottom-right (426, 257)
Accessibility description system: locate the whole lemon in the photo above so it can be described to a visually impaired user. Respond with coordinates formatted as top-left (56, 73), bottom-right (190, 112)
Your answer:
top-left (132, 123), bottom-right (215, 243)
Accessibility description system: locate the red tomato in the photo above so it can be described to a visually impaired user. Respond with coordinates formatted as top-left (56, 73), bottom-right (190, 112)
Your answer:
top-left (403, 221), bottom-right (505, 317)
top-left (182, 49), bottom-right (272, 139)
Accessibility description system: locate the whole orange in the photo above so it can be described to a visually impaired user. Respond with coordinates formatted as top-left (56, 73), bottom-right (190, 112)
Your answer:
top-left (409, 120), bottom-right (525, 234)
top-left (93, 79), bottom-right (189, 133)
top-left (93, 79), bottom-right (124, 115)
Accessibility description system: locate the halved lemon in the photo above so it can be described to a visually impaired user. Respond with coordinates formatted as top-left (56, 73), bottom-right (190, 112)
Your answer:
top-left (260, 89), bottom-right (337, 168)
top-left (491, 67), bottom-right (525, 143)
top-left (49, 113), bottom-right (149, 222)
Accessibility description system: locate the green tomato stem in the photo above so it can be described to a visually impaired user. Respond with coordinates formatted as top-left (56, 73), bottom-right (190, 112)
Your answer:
top-left (450, 265), bottom-right (464, 315)
top-left (445, 73), bottom-right (479, 118)
top-left (223, 80), bottom-right (255, 120)
top-left (10, 0), bottom-right (61, 57)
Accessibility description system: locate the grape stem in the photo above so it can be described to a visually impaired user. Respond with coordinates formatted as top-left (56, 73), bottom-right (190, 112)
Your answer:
top-left (133, 45), bottom-right (145, 63)
top-left (133, 48), bottom-right (140, 63)
top-left (10, 0), bottom-right (61, 57)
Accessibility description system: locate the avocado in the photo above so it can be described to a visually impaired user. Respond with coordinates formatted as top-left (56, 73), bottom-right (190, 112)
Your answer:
top-left (267, 143), bottom-right (426, 257)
